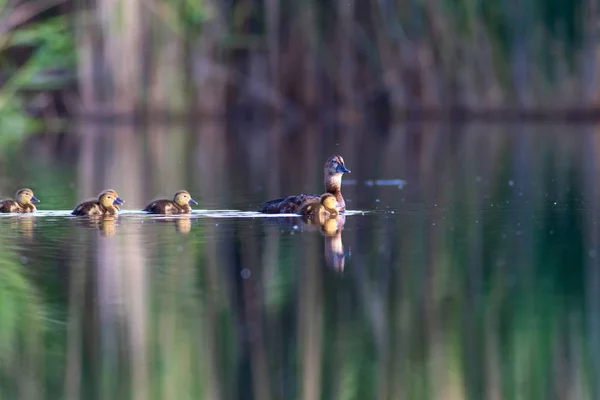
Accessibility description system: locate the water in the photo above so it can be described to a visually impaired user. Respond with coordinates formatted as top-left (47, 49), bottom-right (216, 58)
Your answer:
top-left (0, 122), bottom-right (598, 399)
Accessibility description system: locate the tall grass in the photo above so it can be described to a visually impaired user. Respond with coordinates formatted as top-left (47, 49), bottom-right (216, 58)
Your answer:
top-left (71, 0), bottom-right (595, 118)
top-left (0, 0), bottom-right (595, 128)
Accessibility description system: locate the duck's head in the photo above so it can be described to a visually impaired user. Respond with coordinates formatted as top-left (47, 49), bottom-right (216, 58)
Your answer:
top-left (173, 190), bottom-right (198, 207)
top-left (102, 189), bottom-right (125, 206)
top-left (324, 155), bottom-right (350, 176)
top-left (16, 188), bottom-right (39, 205)
top-left (99, 190), bottom-right (123, 208)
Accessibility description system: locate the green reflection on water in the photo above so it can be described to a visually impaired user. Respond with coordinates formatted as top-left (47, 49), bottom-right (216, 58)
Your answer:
top-left (0, 229), bottom-right (46, 399)
top-left (0, 124), bottom-right (598, 399)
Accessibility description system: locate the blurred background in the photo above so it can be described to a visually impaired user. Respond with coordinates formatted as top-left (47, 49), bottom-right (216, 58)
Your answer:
top-left (1, 0), bottom-right (600, 399)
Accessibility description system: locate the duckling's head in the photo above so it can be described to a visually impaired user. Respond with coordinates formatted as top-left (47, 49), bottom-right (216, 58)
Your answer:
top-left (173, 190), bottom-right (198, 207)
top-left (16, 188), bottom-right (39, 205)
top-left (98, 190), bottom-right (122, 208)
top-left (102, 189), bottom-right (125, 206)
top-left (324, 155), bottom-right (351, 176)
top-left (320, 193), bottom-right (338, 211)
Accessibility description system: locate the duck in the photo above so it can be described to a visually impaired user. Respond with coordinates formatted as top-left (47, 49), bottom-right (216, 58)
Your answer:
top-left (71, 189), bottom-right (125, 216)
top-left (142, 190), bottom-right (198, 214)
top-left (258, 155), bottom-right (350, 213)
top-left (297, 193), bottom-right (340, 223)
top-left (0, 188), bottom-right (40, 213)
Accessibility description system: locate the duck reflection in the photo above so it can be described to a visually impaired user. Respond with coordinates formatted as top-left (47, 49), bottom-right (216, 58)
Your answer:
top-left (300, 214), bottom-right (346, 271)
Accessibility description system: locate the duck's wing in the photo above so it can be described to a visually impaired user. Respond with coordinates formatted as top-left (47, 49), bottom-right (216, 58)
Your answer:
top-left (258, 194), bottom-right (320, 213)
top-left (0, 200), bottom-right (22, 213)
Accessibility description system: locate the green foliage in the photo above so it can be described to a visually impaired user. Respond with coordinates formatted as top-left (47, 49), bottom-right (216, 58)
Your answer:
top-left (0, 15), bottom-right (75, 141)
top-left (0, 102), bottom-right (40, 148)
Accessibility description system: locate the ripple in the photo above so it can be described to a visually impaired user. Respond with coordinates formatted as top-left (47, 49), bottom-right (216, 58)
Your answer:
top-left (0, 209), bottom-right (368, 219)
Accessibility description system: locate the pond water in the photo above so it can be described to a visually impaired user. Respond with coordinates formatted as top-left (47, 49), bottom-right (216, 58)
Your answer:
top-left (0, 122), bottom-right (599, 399)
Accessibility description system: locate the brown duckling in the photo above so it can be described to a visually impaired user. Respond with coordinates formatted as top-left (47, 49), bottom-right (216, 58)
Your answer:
top-left (297, 193), bottom-right (340, 223)
top-left (71, 189), bottom-right (125, 216)
top-left (259, 155), bottom-right (350, 213)
top-left (0, 188), bottom-right (40, 213)
top-left (142, 190), bottom-right (198, 214)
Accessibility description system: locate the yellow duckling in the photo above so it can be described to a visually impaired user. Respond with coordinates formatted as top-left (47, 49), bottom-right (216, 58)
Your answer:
top-left (297, 193), bottom-right (339, 223)
top-left (0, 188), bottom-right (40, 213)
top-left (71, 189), bottom-right (125, 216)
top-left (142, 190), bottom-right (198, 214)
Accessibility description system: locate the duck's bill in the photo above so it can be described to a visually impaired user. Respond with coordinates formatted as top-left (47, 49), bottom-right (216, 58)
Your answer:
top-left (114, 197), bottom-right (125, 205)
top-left (188, 199), bottom-right (198, 205)
top-left (31, 197), bottom-right (40, 203)
top-left (337, 165), bottom-right (351, 173)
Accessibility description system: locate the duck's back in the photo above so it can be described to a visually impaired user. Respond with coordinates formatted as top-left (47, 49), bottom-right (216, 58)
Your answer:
top-left (72, 200), bottom-right (108, 216)
top-left (143, 200), bottom-right (189, 215)
top-left (0, 200), bottom-right (23, 213)
top-left (259, 194), bottom-right (320, 214)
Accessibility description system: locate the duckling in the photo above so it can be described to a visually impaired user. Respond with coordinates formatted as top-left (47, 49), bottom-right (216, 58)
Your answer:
top-left (259, 155), bottom-right (350, 213)
top-left (71, 190), bottom-right (125, 216)
top-left (142, 190), bottom-right (198, 214)
top-left (297, 193), bottom-right (340, 223)
top-left (0, 188), bottom-right (40, 213)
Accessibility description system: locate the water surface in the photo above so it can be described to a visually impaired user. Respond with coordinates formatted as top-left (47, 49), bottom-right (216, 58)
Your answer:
top-left (0, 122), bottom-right (598, 399)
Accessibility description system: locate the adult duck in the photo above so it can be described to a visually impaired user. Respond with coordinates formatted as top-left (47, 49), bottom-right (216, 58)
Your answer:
top-left (258, 155), bottom-right (350, 213)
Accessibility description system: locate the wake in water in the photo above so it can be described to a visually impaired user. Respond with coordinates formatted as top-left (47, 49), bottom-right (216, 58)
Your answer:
top-left (0, 210), bottom-right (369, 219)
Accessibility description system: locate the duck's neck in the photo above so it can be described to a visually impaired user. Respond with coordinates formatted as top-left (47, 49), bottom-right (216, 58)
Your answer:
top-left (324, 173), bottom-right (344, 206)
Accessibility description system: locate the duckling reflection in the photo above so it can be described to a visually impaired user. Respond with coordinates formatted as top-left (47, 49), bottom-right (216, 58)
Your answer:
top-left (98, 216), bottom-right (117, 237)
top-left (321, 216), bottom-right (346, 271)
top-left (76, 215), bottom-right (118, 237)
top-left (0, 188), bottom-right (40, 213)
top-left (17, 215), bottom-right (35, 238)
top-left (5, 215), bottom-right (35, 238)
top-left (296, 213), bottom-right (346, 271)
top-left (175, 217), bottom-right (192, 233)
top-left (147, 216), bottom-right (193, 234)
